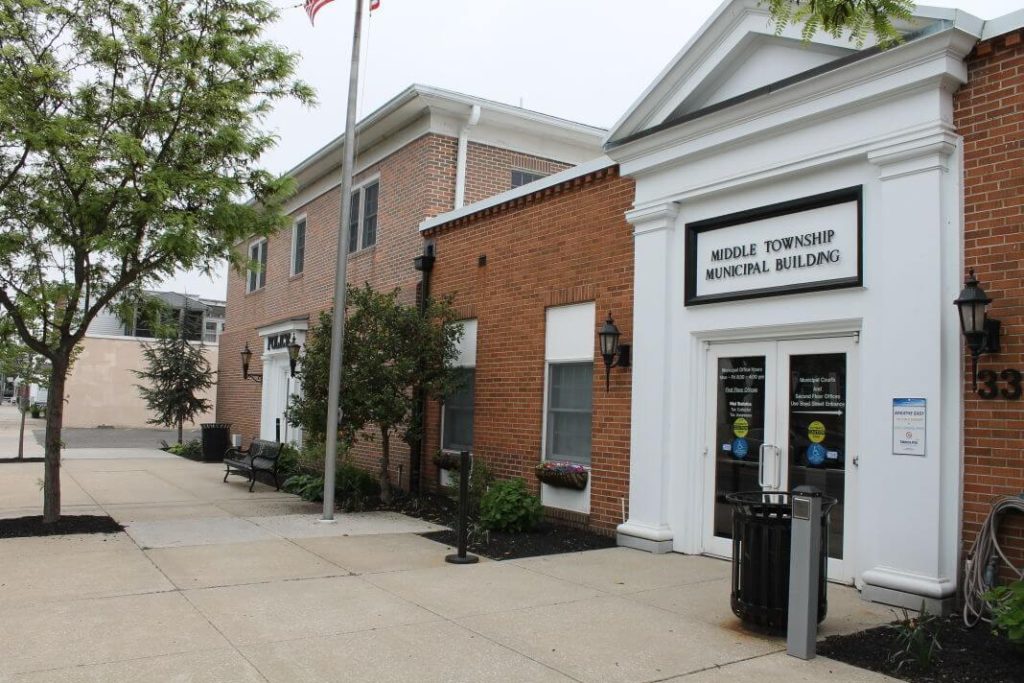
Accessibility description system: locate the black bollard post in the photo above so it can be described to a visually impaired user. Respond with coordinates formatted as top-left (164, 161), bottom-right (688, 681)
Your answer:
top-left (445, 450), bottom-right (479, 565)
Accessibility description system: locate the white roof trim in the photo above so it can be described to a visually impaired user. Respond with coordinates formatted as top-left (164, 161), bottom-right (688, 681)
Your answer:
top-left (419, 156), bottom-right (615, 233)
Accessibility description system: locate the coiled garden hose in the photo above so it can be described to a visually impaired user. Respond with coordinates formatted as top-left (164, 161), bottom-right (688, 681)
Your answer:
top-left (963, 494), bottom-right (1024, 628)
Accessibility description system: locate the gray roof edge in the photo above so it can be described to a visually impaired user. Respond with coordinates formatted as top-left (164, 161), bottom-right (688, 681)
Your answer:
top-left (419, 155), bottom-right (616, 233)
top-left (982, 9), bottom-right (1024, 41)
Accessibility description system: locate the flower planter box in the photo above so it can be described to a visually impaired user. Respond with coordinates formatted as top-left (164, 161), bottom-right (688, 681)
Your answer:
top-left (535, 461), bottom-right (589, 491)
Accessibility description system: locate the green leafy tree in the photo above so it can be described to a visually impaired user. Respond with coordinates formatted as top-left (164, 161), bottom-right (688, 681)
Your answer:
top-left (133, 312), bottom-right (214, 445)
top-left (289, 285), bottom-right (464, 504)
top-left (763, 0), bottom-right (914, 47)
top-left (0, 0), bottom-right (313, 522)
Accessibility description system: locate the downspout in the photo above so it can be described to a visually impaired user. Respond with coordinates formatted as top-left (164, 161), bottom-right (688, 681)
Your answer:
top-left (454, 104), bottom-right (481, 209)
top-left (409, 242), bottom-right (436, 495)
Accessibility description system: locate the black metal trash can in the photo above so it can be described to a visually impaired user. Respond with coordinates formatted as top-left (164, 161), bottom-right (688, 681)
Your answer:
top-left (200, 423), bottom-right (231, 463)
top-left (726, 491), bottom-right (836, 632)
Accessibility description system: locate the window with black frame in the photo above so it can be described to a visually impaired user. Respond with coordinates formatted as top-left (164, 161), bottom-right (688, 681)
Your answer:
top-left (442, 368), bottom-right (475, 453)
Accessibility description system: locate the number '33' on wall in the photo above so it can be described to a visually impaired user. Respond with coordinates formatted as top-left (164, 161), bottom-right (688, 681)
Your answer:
top-left (978, 369), bottom-right (1023, 400)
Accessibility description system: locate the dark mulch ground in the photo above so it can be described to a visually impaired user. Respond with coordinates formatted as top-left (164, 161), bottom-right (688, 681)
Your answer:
top-left (819, 615), bottom-right (1024, 682)
top-left (373, 492), bottom-right (617, 561)
top-left (0, 515), bottom-right (124, 539)
top-left (0, 457), bottom-right (45, 464)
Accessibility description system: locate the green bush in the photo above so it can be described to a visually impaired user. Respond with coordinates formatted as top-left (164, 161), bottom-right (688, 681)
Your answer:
top-left (445, 459), bottom-right (494, 513)
top-left (480, 478), bottom-right (542, 533)
top-left (987, 581), bottom-right (1024, 643)
top-left (277, 443), bottom-right (301, 478)
top-left (167, 439), bottom-right (201, 458)
top-left (283, 473), bottom-right (324, 502)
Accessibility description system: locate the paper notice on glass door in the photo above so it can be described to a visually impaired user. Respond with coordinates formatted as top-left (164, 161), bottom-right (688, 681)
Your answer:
top-left (892, 398), bottom-right (926, 456)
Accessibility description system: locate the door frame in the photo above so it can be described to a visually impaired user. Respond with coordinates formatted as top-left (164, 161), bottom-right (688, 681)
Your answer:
top-left (701, 334), bottom-right (859, 584)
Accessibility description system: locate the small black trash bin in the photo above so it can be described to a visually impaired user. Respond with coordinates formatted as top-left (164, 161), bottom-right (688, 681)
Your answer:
top-left (726, 491), bottom-right (836, 632)
top-left (200, 423), bottom-right (231, 463)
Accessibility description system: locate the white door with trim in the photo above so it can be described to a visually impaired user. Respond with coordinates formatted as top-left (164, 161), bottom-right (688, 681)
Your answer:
top-left (259, 356), bottom-right (292, 443)
top-left (703, 337), bottom-right (858, 583)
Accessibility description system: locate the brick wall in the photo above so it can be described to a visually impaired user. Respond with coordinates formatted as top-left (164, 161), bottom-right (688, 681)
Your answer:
top-left (464, 143), bottom-right (571, 206)
top-left (217, 130), bottom-right (588, 489)
top-left (956, 28), bottom-right (1024, 568)
top-left (423, 167), bottom-right (635, 533)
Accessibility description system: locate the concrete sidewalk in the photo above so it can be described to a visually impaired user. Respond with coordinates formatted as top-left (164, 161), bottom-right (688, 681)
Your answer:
top-left (0, 453), bottom-right (896, 682)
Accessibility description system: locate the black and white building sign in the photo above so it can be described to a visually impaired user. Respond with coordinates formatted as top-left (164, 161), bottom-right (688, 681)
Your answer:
top-left (685, 187), bottom-right (863, 305)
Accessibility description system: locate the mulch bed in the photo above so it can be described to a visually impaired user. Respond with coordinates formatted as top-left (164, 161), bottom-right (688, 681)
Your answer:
top-left (0, 457), bottom-right (45, 464)
top-left (819, 615), bottom-right (1024, 682)
top-left (375, 492), bottom-right (617, 561)
top-left (0, 515), bottom-right (124, 539)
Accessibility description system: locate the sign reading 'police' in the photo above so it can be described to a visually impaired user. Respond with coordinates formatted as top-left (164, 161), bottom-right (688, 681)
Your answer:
top-left (685, 187), bottom-right (862, 306)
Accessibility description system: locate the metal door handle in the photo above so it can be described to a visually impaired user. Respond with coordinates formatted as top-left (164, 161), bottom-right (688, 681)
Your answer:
top-left (774, 445), bottom-right (783, 489)
top-left (758, 444), bottom-right (770, 488)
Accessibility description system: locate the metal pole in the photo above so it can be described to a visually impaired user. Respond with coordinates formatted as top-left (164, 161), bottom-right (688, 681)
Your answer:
top-left (787, 490), bottom-right (823, 660)
top-left (322, 0), bottom-right (364, 521)
top-left (445, 451), bottom-right (479, 564)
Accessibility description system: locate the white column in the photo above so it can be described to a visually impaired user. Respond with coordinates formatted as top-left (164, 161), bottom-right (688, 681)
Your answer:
top-left (618, 202), bottom-right (680, 553)
top-left (859, 132), bottom-right (962, 612)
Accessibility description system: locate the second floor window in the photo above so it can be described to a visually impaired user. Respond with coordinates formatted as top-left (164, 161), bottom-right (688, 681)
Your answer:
top-left (247, 239), bottom-right (267, 292)
top-left (292, 218), bottom-right (306, 276)
top-left (511, 169), bottom-right (546, 189)
top-left (347, 180), bottom-right (380, 253)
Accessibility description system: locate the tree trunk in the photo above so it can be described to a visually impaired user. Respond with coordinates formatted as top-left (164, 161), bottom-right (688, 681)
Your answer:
top-left (17, 402), bottom-right (26, 460)
top-left (379, 427), bottom-right (392, 505)
top-left (42, 358), bottom-right (69, 523)
top-left (177, 419), bottom-right (183, 445)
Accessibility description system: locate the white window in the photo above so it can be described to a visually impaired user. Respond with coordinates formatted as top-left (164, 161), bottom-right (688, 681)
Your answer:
top-left (291, 218), bottom-right (306, 276)
top-left (247, 239), bottom-right (268, 292)
top-left (543, 303), bottom-right (595, 465)
top-left (203, 320), bottom-right (222, 344)
top-left (347, 179), bottom-right (380, 254)
top-left (442, 319), bottom-right (477, 453)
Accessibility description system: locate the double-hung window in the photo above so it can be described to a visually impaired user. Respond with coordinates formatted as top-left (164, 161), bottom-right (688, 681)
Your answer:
top-left (442, 319), bottom-right (477, 453)
top-left (442, 368), bottom-right (475, 453)
top-left (247, 239), bottom-right (268, 292)
top-left (543, 303), bottom-right (595, 466)
top-left (347, 180), bottom-right (380, 253)
top-left (545, 363), bottom-right (593, 465)
top-left (292, 218), bottom-right (306, 276)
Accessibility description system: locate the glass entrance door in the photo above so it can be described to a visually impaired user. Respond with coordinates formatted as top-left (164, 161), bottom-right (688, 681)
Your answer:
top-left (704, 337), bottom-right (857, 582)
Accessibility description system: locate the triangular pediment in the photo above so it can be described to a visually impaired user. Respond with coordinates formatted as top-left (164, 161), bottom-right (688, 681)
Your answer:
top-left (607, 0), bottom-right (941, 145)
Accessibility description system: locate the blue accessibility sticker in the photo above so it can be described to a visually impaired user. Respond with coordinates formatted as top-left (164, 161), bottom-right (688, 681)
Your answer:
top-left (732, 438), bottom-right (749, 459)
top-left (807, 443), bottom-right (827, 466)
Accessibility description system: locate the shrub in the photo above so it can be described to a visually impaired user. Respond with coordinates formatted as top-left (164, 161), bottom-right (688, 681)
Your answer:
top-left (887, 605), bottom-right (942, 673)
top-left (986, 581), bottom-right (1024, 643)
top-left (167, 439), bottom-right (201, 459)
top-left (480, 478), bottom-right (542, 533)
top-left (283, 473), bottom-right (324, 502)
top-left (445, 459), bottom-right (494, 513)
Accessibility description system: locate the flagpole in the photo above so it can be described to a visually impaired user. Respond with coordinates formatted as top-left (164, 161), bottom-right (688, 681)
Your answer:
top-left (322, 0), bottom-right (365, 521)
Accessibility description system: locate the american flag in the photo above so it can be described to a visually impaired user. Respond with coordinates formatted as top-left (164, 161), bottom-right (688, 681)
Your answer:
top-left (305, 0), bottom-right (379, 25)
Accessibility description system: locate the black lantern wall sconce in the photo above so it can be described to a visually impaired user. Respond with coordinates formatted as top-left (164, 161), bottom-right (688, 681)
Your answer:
top-left (240, 342), bottom-right (261, 383)
top-left (954, 269), bottom-right (1001, 392)
top-left (241, 335), bottom-right (304, 383)
top-left (287, 335), bottom-right (302, 377)
top-left (598, 312), bottom-right (631, 393)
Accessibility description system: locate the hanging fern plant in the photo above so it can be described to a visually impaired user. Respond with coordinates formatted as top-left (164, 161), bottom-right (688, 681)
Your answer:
top-left (762, 0), bottom-right (915, 48)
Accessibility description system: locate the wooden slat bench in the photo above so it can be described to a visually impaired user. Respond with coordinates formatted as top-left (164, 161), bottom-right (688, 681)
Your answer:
top-left (223, 439), bottom-right (284, 492)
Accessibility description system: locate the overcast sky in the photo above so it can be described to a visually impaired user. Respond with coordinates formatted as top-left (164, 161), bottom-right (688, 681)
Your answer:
top-left (162, 0), bottom-right (1024, 300)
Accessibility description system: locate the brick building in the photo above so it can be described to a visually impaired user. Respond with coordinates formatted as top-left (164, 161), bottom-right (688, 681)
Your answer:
top-left (216, 85), bottom-right (604, 481)
top-left (420, 160), bottom-right (635, 532)
top-left (957, 21), bottom-right (1024, 572)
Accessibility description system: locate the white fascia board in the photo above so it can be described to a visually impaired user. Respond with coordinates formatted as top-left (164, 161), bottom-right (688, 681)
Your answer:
top-left (418, 156), bottom-right (615, 233)
top-left (982, 10), bottom-right (1024, 40)
top-left (256, 318), bottom-right (309, 337)
top-left (610, 27), bottom-right (976, 176)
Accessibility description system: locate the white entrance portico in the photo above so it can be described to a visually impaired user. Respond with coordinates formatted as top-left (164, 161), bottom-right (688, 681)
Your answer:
top-left (257, 318), bottom-right (307, 446)
top-left (606, 0), bottom-right (982, 611)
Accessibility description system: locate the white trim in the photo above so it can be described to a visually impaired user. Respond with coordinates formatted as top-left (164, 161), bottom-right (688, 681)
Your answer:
top-left (290, 215), bottom-right (307, 277)
top-left (420, 156), bottom-right (614, 233)
top-left (981, 9), bottom-right (1024, 40)
top-left (256, 319), bottom-right (309, 337)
